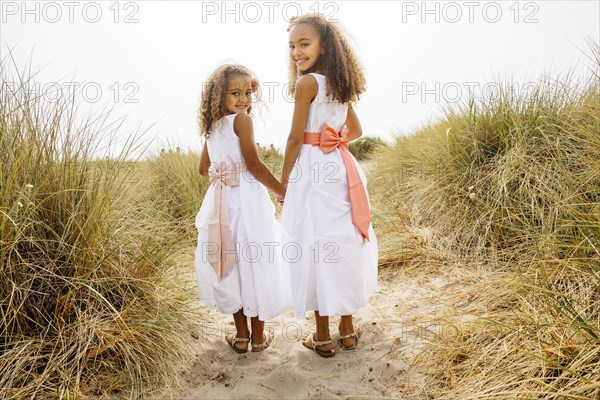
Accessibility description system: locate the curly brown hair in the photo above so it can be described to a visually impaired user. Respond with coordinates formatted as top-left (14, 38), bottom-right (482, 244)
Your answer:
top-left (198, 64), bottom-right (257, 138)
top-left (287, 13), bottom-right (366, 104)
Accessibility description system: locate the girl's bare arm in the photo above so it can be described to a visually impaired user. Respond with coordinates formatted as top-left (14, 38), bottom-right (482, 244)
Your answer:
top-left (235, 113), bottom-right (285, 198)
top-left (199, 141), bottom-right (211, 176)
top-left (280, 74), bottom-right (318, 187)
top-left (344, 106), bottom-right (363, 142)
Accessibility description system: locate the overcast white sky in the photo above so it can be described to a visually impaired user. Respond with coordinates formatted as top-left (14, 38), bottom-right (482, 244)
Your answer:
top-left (2, 1), bottom-right (599, 156)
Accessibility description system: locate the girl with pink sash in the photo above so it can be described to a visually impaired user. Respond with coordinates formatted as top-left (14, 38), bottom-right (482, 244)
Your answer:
top-left (280, 15), bottom-right (378, 358)
top-left (194, 64), bottom-right (287, 353)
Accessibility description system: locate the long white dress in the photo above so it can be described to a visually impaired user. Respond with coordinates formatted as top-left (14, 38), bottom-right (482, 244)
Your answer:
top-left (194, 113), bottom-right (285, 321)
top-left (281, 73), bottom-right (378, 318)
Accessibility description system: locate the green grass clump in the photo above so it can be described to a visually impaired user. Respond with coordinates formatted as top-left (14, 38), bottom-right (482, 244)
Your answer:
top-left (0, 66), bottom-right (196, 398)
top-left (258, 144), bottom-right (283, 176)
top-left (371, 47), bottom-right (599, 399)
top-left (374, 79), bottom-right (599, 262)
top-left (349, 136), bottom-right (388, 161)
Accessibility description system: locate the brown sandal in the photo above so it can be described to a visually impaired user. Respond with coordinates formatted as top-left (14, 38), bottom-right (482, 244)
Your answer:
top-left (225, 332), bottom-right (250, 354)
top-left (302, 332), bottom-right (336, 358)
top-left (251, 329), bottom-right (274, 352)
top-left (338, 326), bottom-right (362, 350)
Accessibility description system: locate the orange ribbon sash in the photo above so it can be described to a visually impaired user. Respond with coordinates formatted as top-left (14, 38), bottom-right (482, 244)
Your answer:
top-left (304, 124), bottom-right (371, 242)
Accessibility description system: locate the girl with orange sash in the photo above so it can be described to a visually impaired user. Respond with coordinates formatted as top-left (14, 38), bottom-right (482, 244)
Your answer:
top-left (280, 14), bottom-right (378, 358)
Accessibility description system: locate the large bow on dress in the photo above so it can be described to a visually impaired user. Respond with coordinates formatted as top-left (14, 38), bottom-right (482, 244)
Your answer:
top-left (207, 156), bottom-right (242, 281)
top-left (304, 124), bottom-right (371, 241)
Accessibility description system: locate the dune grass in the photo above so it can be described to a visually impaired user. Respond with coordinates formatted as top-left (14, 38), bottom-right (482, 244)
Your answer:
top-left (0, 65), bottom-right (198, 398)
top-left (349, 136), bottom-right (388, 161)
top-left (371, 49), bottom-right (599, 398)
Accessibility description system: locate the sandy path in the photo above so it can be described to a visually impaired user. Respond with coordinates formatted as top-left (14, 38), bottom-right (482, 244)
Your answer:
top-left (166, 266), bottom-right (453, 400)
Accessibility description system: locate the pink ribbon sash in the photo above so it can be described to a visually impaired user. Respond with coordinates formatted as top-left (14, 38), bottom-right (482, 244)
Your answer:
top-left (304, 124), bottom-right (371, 242)
top-left (207, 156), bottom-right (243, 281)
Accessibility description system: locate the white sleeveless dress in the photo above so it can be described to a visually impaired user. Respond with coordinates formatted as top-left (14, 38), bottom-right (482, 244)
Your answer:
top-left (194, 113), bottom-right (286, 321)
top-left (281, 73), bottom-right (378, 318)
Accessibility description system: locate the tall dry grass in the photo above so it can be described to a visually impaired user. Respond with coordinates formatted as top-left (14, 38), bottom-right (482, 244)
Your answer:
top-left (145, 150), bottom-right (210, 246)
top-left (0, 65), bottom-right (197, 398)
top-left (349, 136), bottom-right (388, 161)
top-left (372, 47), bottom-right (599, 398)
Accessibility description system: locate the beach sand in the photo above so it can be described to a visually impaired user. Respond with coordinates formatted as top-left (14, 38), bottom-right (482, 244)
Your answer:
top-left (165, 265), bottom-right (459, 400)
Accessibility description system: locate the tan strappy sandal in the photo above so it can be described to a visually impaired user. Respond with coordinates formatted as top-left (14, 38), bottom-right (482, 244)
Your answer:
top-left (338, 326), bottom-right (362, 350)
top-left (302, 332), bottom-right (336, 358)
top-left (251, 329), bottom-right (274, 352)
top-left (225, 332), bottom-right (250, 354)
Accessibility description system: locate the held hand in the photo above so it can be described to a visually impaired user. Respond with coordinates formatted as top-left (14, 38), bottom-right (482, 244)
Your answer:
top-left (276, 183), bottom-right (287, 206)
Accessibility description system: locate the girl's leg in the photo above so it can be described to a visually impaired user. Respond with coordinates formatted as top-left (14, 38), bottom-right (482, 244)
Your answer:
top-left (250, 317), bottom-right (274, 352)
top-left (225, 308), bottom-right (250, 352)
top-left (303, 311), bottom-right (334, 352)
top-left (339, 314), bottom-right (361, 348)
